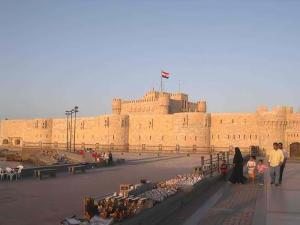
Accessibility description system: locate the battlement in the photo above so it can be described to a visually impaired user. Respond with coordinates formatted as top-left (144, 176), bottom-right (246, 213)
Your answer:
top-left (112, 90), bottom-right (206, 115)
top-left (257, 105), bottom-right (296, 115)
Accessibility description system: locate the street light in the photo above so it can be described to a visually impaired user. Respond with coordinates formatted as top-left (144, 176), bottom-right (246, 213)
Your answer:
top-left (70, 109), bottom-right (75, 152)
top-left (65, 111), bottom-right (72, 151)
top-left (73, 106), bottom-right (79, 152)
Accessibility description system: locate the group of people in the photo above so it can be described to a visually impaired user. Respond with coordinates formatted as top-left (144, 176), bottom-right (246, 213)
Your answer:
top-left (100, 152), bottom-right (113, 165)
top-left (222, 143), bottom-right (287, 186)
top-left (0, 164), bottom-right (24, 181)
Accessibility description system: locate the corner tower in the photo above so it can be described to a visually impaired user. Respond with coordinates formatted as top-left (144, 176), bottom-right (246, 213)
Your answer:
top-left (112, 98), bottom-right (122, 115)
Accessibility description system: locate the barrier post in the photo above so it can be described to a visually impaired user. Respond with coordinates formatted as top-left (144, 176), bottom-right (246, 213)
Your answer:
top-left (217, 153), bottom-right (220, 174)
top-left (210, 154), bottom-right (213, 177)
top-left (226, 151), bottom-right (230, 165)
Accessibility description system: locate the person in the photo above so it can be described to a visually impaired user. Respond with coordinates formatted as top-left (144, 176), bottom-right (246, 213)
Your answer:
top-left (104, 152), bottom-right (109, 164)
top-left (229, 147), bottom-right (246, 184)
top-left (269, 143), bottom-right (284, 186)
top-left (257, 159), bottom-right (268, 185)
top-left (108, 151), bottom-right (113, 165)
top-left (278, 143), bottom-right (288, 184)
top-left (247, 156), bottom-right (256, 183)
top-left (16, 164), bottom-right (24, 179)
top-left (17, 164), bottom-right (24, 171)
top-left (220, 160), bottom-right (228, 180)
top-left (0, 167), bottom-right (5, 180)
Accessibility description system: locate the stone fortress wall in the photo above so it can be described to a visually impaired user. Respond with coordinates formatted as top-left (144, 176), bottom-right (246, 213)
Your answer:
top-left (1, 90), bottom-right (300, 155)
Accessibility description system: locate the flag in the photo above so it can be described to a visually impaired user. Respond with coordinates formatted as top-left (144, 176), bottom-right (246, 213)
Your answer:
top-left (161, 70), bottom-right (170, 79)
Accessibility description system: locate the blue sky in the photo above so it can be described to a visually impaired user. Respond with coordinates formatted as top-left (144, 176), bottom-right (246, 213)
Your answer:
top-left (1, 0), bottom-right (300, 119)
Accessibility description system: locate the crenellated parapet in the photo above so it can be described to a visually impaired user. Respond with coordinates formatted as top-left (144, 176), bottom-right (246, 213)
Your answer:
top-left (112, 90), bottom-right (206, 115)
top-left (2, 90), bottom-right (300, 155)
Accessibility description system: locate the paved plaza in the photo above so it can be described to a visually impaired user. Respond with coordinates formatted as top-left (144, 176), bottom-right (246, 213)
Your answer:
top-left (163, 161), bottom-right (300, 225)
top-left (1, 155), bottom-right (299, 225)
top-left (0, 154), bottom-right (204, 225)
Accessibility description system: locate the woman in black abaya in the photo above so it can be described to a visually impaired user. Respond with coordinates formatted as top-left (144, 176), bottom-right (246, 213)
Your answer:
top-left (229, 147), bottom-right (247, 184)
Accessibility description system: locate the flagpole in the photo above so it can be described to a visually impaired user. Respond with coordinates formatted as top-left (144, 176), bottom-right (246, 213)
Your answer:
top-left (161, 71), bottom-right (163, 92)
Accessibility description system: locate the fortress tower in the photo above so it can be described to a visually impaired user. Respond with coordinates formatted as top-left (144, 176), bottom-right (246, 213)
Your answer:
top-left (197, 101), bottom-right (207, 113)
top-left (157, 93), bottom-right (170, 114)
top-left (256, 106), bottom-right (289, 153)
top-left (112, 98), bottom-right (122, 115)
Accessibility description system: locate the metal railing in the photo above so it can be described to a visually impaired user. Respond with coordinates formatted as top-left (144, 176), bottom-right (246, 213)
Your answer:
top-left (10, 142), bottom-right (234, 154)
top-left (196, 151), bottom-right (233, 178)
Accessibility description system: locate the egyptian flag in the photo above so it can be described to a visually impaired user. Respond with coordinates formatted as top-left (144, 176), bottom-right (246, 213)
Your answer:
top-left (161, 70), bottom-right (170, 79)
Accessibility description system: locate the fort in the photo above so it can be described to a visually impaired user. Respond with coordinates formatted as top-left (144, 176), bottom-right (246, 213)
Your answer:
top-left (1, 90), bottom-right (300, 157)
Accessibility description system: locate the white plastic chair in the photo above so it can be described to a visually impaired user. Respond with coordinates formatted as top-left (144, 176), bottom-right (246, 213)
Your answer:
top-left (7, 171), bottom-right (17, 181)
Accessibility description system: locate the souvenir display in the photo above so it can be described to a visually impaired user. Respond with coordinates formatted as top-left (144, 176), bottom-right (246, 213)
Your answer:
top-left (158, 173), bottom-right (203, 189)
top-left (78, 170), bottom-right (204, 224)
top-left (138, 187), bottom-right (177, 203)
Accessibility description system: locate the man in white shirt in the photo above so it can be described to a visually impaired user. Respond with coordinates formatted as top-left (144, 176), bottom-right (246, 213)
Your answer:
top-left (17, 164), bottom-right (24, 171)
top-left (269, 143), bottom-right (284, 186)
top-left (278, 143), bottom-right (288, 184)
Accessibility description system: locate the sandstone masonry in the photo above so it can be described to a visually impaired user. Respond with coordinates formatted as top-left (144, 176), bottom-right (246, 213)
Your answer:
top-left (1, 90), bottom-right (300, 155)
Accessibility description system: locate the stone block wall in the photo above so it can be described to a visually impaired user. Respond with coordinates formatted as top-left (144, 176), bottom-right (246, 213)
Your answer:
top-left (1, 91), bottom-right (300, 155)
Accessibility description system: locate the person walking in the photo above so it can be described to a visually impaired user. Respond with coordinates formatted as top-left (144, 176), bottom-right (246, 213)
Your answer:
top-left (269, 143), bottom-right (284, 187)
top-left (257, 159), bottom-right (268, 186)
top-left (229, 147), bottom-right (247, 184)
top-left (220, 159), bottom-right (228, 181)
top-left (247, 156), bottom-right (256, 183)
top-left (278, 143), bottom-right (288, 184)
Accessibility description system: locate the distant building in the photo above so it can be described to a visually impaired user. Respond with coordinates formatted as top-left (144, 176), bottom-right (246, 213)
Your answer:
top-left (1, 90), bottom-right (300, 157)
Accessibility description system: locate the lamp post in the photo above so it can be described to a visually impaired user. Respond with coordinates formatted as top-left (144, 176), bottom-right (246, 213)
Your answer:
top-left (70, 109), bottom-right (74, 152)
top-left (65, 111), bottom-right (71, 151)
top-left (105, 117), bottom-right (109, 151)
top-left (73, 106), bottom-right (79, 152)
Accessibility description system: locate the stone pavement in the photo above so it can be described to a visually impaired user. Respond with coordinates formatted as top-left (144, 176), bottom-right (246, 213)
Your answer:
top-left (263, 162), bottom-right (300, 225)
top-left (197, 183), bottom-right (259, 225)
top-left (181, 161), bottom-right (300, 225)
top-left (0, 154), bottom-right (205, 225)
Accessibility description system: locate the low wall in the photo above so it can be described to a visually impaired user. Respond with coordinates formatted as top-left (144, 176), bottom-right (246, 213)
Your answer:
top-left (20, 160), bottom-right (125, 178)
top-left (114, 155), bottom-right (250, 225)
top-left (114, 175), bottom-right (222, 225)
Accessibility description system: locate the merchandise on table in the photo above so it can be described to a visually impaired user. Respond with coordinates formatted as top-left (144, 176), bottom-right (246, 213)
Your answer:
top-left (157, 173), bottom-right (203, 189)
top-left (80, 171), bottom-right (204, 224)
top-left (97, 195), bottom-right (151, 221)
top-left (138, 187), bottom-right (177, 203)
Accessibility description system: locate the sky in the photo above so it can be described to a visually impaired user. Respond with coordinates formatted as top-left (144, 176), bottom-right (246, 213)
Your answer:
top-left (1, 0), bottom-right (300, 119)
